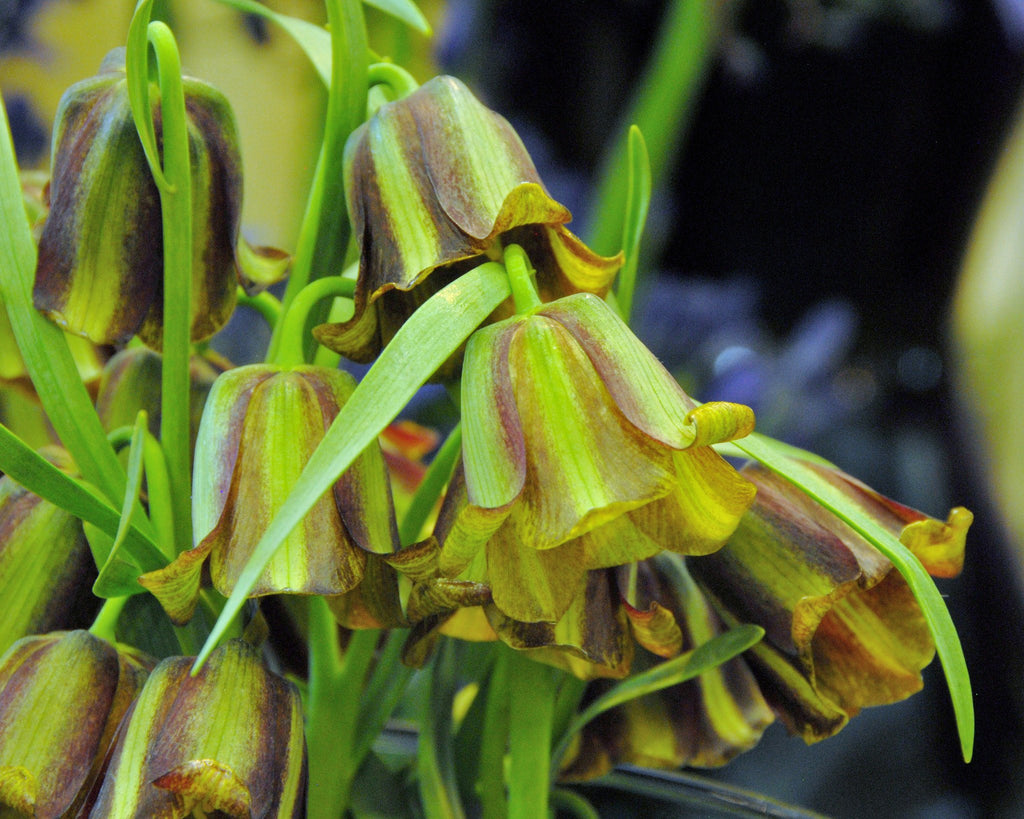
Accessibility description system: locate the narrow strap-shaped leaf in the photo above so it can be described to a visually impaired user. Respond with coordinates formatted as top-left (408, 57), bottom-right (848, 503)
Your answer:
top-left (127, 0), bottom-right (172, 191)
top-left (0, 422), bottom-right (163, 570)
top-left (586, 0), bottom-right (719, 257)
top-left (194, 262), bottom-right (512, 669)
top-left (733, 430), bottom-right (974, 763)
top-left (0, 94), bottom-right (129, 509)
top-left (550, 624), bottom-right (764, 778)
top-left (211, 0), bottom-right (331, 85)
top-left (592, 767), bottom-right (828, 819)
top-left (419, 640), bottom-right (467, 819)
top-left (365, 0), bottom-right (431, 34)
top-left (93, 411), bottom-right (167, 596)
top-left (268, 0), bottom-right (368, 363)
top-left (507, 649), bottom-right (556, 819)
top-left (614, 125), bottom-right (651, 324)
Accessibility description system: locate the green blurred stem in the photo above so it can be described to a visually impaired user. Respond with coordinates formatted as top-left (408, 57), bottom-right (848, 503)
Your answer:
top-left (367, 61), bottom-right (420, 99)
top-left (399, 423), bottom-right (462, 545)
top-left (504, 244), bottom-right (541, 314)
top-left (586, 0), bottom-right (721, 258)
top-left (476, 647), bottom-right (510, 819)
top-left (88, 595), bottom-right (129, 642)
top-left (267, 0), bottom-right (367, 362)
top-left (142, 432), bottom-right (176, 560)
top-left (144, 21), bottom-right (194, 556)
top-left (550, 789), bottom-right (600, 819)
top-left (306, 598), bottom-right (378, 818)
top-left (506, 647), bottom-right (555, 819)
top-left (236, 287), bottom-right (282, 330)
top-left (419, 639), bottom-right (467, 819)
top-left (274, 277), bottom-right (356, 367)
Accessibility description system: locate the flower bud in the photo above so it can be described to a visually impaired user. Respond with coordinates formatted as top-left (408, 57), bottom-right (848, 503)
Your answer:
top-left (87, 639), bottom-right (305, 818)
top-left (33, 48), bottom-right (243, 349)
top-left (140, 364), bottom-right (403, 627)
top-left (0, 449), bottom-right (100, 656)
top-left (0, 630), bottom-right (151, 817)
top-left (314, 75), bottom-right (622, 364)
top-left (94, 346), bottom-right (229, 458)
top-left (689, 462), bottom-right (972, 741)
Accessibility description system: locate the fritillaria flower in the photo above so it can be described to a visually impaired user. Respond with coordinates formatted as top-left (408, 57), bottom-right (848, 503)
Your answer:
top-left (0, 449), bottom-right (100, 655)
top-left (87, 639), bottom-right (305, 818)
top-left (140, 364), bottom-right (403, 628)
top-left (314, 75), bottom-right (622, 364)
top-left (0, 630), bottom-right (151, 817)
top-left (394, 291), bottom-right (756, 630)
top-left (560, 554), bottom-right (774, 779)
top-left (32, 48), bottom-right (243, 349)
top-left (689, 461), bottom-right (971, 741)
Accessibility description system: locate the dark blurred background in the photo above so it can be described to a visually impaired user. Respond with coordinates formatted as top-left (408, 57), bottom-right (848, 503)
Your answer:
top-left (437, 2), bottom-right (1024, 815)
top-left (4, 0), bottom-right (1024, 815)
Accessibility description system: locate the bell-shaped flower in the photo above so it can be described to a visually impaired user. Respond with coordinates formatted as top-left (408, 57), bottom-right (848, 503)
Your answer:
top-left (313, 75), bottom-right (622, 364)
top-left (87, 639), bottom-right (305, 818)
top-left (32, 48), bottom-right (243, 349)
top-left (0, 630), bottom-right (151, 817)
top-left (139, 364), bottom-right (403, 627)
top-left (559, 554), bottom-right (774, 780)
top-left (688, 462), bottom-right (972, 741)
top-left (396, 292), bottom-right (756, 626)
top-left (0, 449), bottom-right (101, 656)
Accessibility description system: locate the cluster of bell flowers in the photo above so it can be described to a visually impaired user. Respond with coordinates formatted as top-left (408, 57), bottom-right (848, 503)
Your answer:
top-left (0, 52), bottom-right (971, 817)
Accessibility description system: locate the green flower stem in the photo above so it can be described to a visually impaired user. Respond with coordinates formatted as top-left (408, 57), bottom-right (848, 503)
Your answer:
top-left (503, 244), bottom-right (541, 314)
top-left (236, 287), bottom-right (282, 331)
top-left (476, 647), bottom-right (510, 819)
top-left (399, 423), bottom-right (462, 545)
top-left (367, 61), bottom-right (420, 100)
top-left (351, 629), bottom-right (413, 763)
top-left (587, 0), bottom-right (721, 258)
top-left (418, 639), bottom-right (467, 819)
top-left (506, 647), bottom-right (555, 819)
top-left (274, 276), bottom-right (356, 368)
top-left (88, 595), bottom-right (130, 643)
top-left (129, 16), bottom-right (194, 556)
top-left (306, 598), bottom-right (379, 818)
top-left (267, 0), bottom-right (367, 362)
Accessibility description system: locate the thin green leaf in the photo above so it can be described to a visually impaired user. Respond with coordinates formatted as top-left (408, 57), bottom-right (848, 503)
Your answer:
top-left (614, 125), bottom-right (651, 324)
top-left (93, 412), bottom-right (166, 597)
top-left (419, 640), bottom-right (467, 819)
top-left (550, 624), bottom-right (764, 777)
top-left (194, 262), bottom-right (512, 670)
top-left (507, 649), bottom-right (556, 819)
top-left (211, 0), bottom-right (332, 85)
top-left (0, 422), bottom-right (162, 567)
top-left (268, 0), bottom-right (368, 363)
top-left (126, 0), bottom-right (172, 190)
top-left (399, 423), bottom-right (462, 545)
top-left (590, 767), bottom-right (829, 819)
top-left (365, 0), bottom-right (431, 35)
top-left (586, 0), bottom-right (719, 257)
top-left (0, 93), bottom-right (129, 509)
top-left (733, 431), bottom-right (975, 762)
